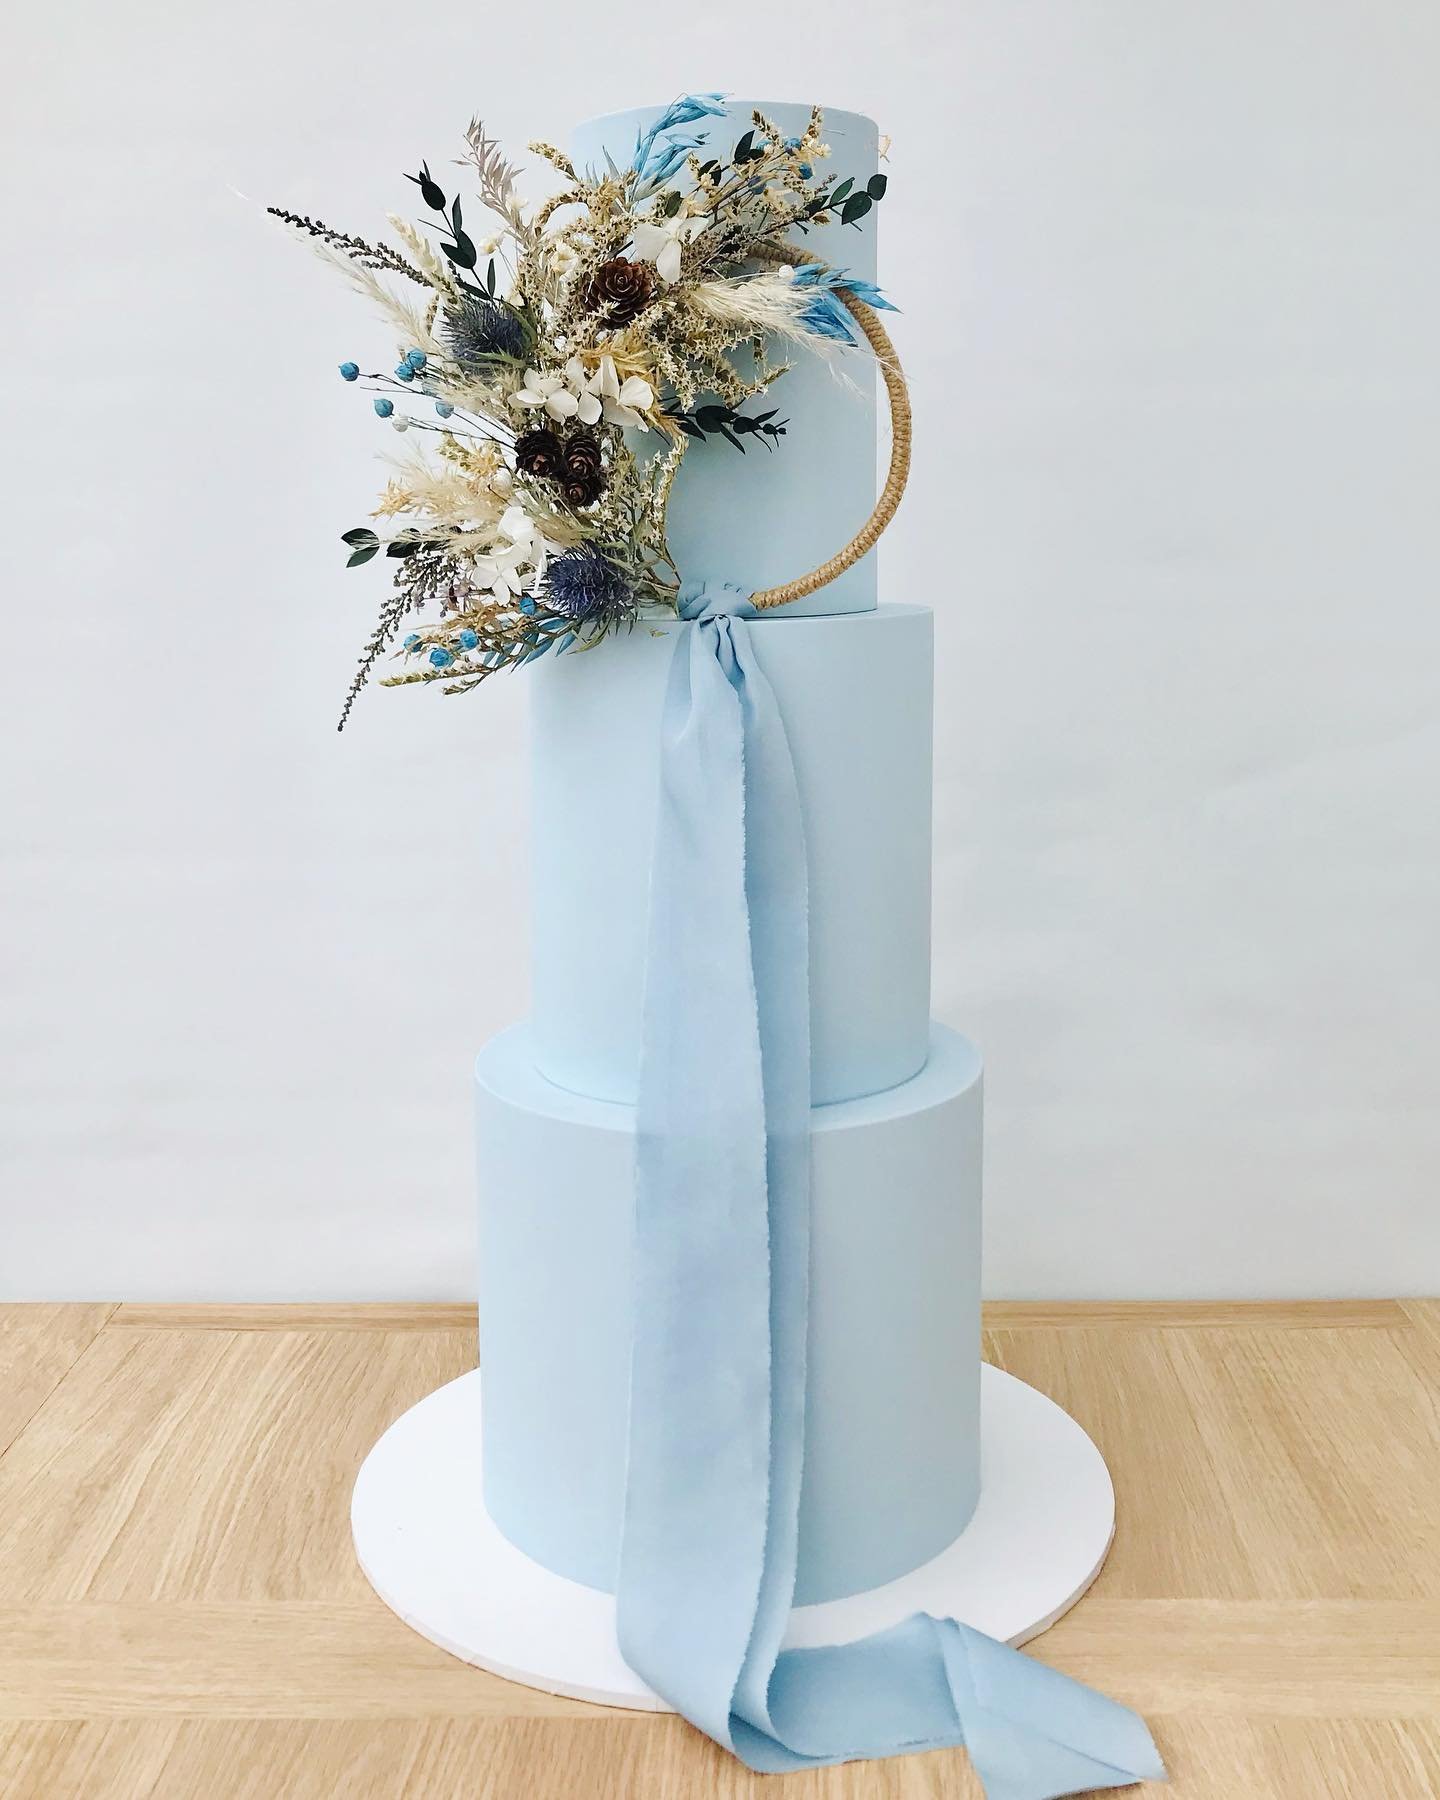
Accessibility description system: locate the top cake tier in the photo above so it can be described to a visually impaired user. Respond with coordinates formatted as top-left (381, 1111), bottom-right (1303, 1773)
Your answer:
top-left (570, 101), bottom-right (880, 616)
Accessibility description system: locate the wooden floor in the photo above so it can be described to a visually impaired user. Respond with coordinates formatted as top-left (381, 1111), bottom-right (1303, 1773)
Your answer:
top-left (1, 1302), bottom-right (1437, 1799)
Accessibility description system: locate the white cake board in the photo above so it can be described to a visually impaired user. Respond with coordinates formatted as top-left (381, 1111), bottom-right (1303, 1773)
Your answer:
top-left (352, 1364), bottom-right (1114, 1712)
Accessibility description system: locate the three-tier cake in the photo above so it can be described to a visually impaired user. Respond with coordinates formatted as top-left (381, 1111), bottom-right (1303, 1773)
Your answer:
top-left (352, 98), bottom-right (1119, 1721)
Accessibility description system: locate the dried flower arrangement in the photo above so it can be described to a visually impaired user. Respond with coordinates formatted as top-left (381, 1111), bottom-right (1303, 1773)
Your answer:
top-left (270, 96), bottom-right (893, 728)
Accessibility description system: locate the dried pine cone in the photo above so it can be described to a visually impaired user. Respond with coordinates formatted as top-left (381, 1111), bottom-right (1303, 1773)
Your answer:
top-left (558, 430), bottom-right (606, 508)
top-left (560, 469), bottom-right (605, 508)
top-left (586, 256), bottom-right (655, 325)
top-left (514, 428), bottom-right (565, 480)
top-left (562, 431), bottom-right (603, 481)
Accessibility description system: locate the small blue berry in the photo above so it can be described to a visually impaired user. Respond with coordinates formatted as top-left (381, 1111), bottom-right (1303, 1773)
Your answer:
top-left (338, 361), bottom-right (360, 381)
top-left (518, 595), bottom-right (537, 615)
top-left (429, 647), bottom-right (454, 669)
top-left (405, 349), bottom-right (427, 370)
top-left (434, 400), bottom-right (454, 419)
top-left (798, 162), bottom-right (813, 180)
top-left (394, 362), bottom-right (415, 382)
top-left (458, 628), bottom-right (479, 650)
top-left (784, 136), bottom-right (802, 151)
top-left (403, 634), bottom-right (421, 650)
top-left (373, 397), bottom-right (394, 418)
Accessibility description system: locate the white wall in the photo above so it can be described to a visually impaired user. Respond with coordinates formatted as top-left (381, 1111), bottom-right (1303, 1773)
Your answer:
top-left (3, 2), bottom-right (1437, 1300)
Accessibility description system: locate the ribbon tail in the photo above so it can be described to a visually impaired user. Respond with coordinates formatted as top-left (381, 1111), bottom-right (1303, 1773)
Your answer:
top-left (941, 1622), bottom-right (1168, 1798)
top-left (618, 587), bottom-right (1166, 1800)
top-left (617, 613), bottom-right (773, 1748)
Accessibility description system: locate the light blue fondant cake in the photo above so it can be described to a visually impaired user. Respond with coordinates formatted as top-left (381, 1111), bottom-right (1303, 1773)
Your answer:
top-left (475, 102), bottom-right (984, 1608)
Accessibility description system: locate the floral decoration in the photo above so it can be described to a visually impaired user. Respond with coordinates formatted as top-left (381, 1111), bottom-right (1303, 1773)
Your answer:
top-left (270, 97), bottom-right (894, 727)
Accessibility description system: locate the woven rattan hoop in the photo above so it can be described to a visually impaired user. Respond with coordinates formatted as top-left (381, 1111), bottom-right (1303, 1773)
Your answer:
top-left (748, 246), bottom-right (911, 611)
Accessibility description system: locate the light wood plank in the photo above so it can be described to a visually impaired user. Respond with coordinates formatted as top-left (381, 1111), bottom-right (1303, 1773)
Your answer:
top-left (1031, 1601), bottom-right (1440, 1716)
top-left (1400, 1299), bottom-right (1440, 1359)
top-left (0, 1327), bottom-right (474, 1602)
top-left (2, 1714), bottom-right (1438, 1799)
top-left (2, 1599), bottom-right (1435, 1724)
top-left (0, 1603), bottom-right (595, 1720)
top-left (0, 1305), bottom-right (117, 1455)
top-left (0, 1717), bottom-right (973, 1800)
top-left (982, 1299), bottom-right (1411, 1331)
top-left (0, 1722), bottom-right (180, 1800)
top-left (108, 1303), bottom-right (477, 1332)
top-left (984, 1324), bottom-right (1440, 1601)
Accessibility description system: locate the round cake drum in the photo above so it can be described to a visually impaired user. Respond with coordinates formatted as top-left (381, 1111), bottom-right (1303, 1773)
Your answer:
top-left (351, 1365), bottom-right (1115, 1711)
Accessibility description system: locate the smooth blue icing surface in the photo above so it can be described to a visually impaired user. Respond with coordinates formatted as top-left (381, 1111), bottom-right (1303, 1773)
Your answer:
top-left (570, 101), bottom-right (879, 614)
top-left (475, 1021), bottom-right (982, 1605)
top-left (530, 605), bottom-right (933, 1106)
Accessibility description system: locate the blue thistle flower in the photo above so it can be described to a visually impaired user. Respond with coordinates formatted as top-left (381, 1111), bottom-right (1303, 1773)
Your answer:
top-left (444, 295), bottom-right (531, 372)
top-left (544, 547), bottom-right (633, 623)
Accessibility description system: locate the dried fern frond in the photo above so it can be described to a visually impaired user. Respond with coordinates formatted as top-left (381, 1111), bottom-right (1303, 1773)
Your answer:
top-left (456, 118), bottom-right (529, 239)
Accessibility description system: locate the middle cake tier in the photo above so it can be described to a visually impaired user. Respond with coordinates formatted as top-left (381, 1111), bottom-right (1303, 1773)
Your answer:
top-left (475, 1020), bottom-right (982, 1607)
top-left (530, 603), bottom-right (934, 1106)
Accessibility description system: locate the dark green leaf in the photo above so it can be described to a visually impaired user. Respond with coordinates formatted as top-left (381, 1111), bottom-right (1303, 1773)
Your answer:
top-left (867, 173), bottom-right (888, 201)
top-left (718, 425), bottom-right (746, 453)
top-left (675, 418), bottom-right (704, 439)
top-left (733, 129), bottom-right (755, 163)
top-left (830, 177), bottom-right (854, 206)
top-left (345, 545), bottom-right (379, 568)
top-left (443, 231), bottom-right (478, 270)
top-left (450, 197), bottom-right (463, 232)
top-left (340, 527), bottom-right (379, 548)
top-left (661, 188), bottom-right (684, 217)
top-left (486, 258), bottom-right (496, 297)
top-left (841, 193), bottom-right (871, 225)
top-left (406, 163), bottom-right (446, 212)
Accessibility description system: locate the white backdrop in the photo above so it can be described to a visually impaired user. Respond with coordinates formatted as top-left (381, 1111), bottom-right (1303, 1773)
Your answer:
top-left (3, 2), bottom-right (1437, 1300)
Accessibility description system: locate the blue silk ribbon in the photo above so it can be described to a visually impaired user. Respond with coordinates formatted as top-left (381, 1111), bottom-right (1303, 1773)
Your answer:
top-left (618, 580), bottom-right (1166, 1796)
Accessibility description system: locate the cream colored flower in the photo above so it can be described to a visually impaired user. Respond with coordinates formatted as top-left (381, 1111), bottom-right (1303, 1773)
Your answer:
top-left (472, 506), bottom-right (548, 602)
top-left (629, 213), bottom-right (709, 284)
top-left (510, 366), bottom-right (579, 421)
top-left (589, 354), bottom-right (656, 430)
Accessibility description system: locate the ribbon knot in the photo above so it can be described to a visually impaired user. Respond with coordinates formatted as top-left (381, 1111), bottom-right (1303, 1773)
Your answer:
top-left (617, 580), bottom-right (1166, 1796)
top-left (676, 578), bottom-right (758, 622)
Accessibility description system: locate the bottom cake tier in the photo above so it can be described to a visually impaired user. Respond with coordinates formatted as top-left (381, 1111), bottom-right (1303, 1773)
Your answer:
top-left (474, 1023), bottom-right (983, 1606)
